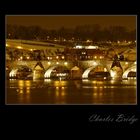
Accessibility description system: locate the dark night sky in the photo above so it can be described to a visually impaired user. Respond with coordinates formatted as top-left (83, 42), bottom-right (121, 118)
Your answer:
top-left (6, 15), bottom-right (136, 30)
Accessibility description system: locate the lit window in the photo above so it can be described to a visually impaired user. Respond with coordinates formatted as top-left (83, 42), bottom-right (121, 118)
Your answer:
top-left (82, 52), bottom-right (86, 55)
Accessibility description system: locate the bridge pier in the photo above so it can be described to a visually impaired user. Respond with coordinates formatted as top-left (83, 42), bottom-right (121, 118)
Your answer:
top-left (110, 60), bottom-right (123, 80)
top-left (33, 62), bottom-right (45, 80)
top-left (110, 67), bottom-right (123, 80)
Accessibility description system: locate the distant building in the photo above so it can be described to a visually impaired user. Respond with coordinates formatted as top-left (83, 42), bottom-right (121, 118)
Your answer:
top-left (64, 46), bottom-right (105, 61)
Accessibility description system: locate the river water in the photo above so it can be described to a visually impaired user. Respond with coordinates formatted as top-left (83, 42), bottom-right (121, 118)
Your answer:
top-left (6, 79), bottom-right (136, 105)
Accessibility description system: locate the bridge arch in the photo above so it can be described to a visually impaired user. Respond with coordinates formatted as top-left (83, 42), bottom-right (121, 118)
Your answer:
top-left (9, 65), bottom-right (33, 78)
top-left (44, 65), bottom-right (69, 78)
top-left (9, 69), bottom-right (19, 77)
top-left (82, 64), bottom-right (110, 79)
top-left (122, 65), bottom-right (136, 79)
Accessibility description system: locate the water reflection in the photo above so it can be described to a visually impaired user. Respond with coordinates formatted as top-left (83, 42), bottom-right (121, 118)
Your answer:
top-left (7, 79), bottom-right (136, 104)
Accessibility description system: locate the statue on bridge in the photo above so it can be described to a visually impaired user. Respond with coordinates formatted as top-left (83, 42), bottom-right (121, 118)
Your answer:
top-left (110, 55), bottom-right (123, 80)
top-left (34, 50), bottom-right (42, 61)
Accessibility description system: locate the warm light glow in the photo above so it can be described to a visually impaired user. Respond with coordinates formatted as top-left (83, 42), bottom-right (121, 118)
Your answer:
top-left (47, 57), bottom-right (50, 60)
top-left (104, 68), bottom-right (107, 72)
top-left (64, 62), bottom-right (68, 65)
top-left (18, 80), bottom-right (24, 87)
top-left (100, 56), bottom-right (102, 59)
top-left (44, 66), bottom-right (57, 78)
top-left (85, 46), bottom-right (98, 49)
top-left (9, 69), bottom-right (18, 77)
top-left (26, 87), bottom-right (30, 94)
top-left (76, 45), bottom-right (82, 49)
top-left (82, 52), bottom-right (86, 55)
top-left (56, 56), bottom-right (59, 59)
top-left (134, 62), bottom-right (136, 64)
top-left (44, 79), bottom-right (51, 82)
top-left (25, 81), bottom-right (31, 87)
top-left (110, 70), bottom-right (116, 78)
top-left (27, 56), bottom-right (30, 59)
top-left (93, 62), bottom-right (97, 65)
top-left (94, 56), bottom-right (97, 59)
top-left (125, 62), bottom-right (128, 65)
top-left (62, 56), bottom-right (65, 59)
top-left (19, 88), bottom-right (23, 94)
top-left (56, 62), bottom-right (59, 65)
top-left (82, 66), bottom-right (95, 79)
top-left (6, 43), bottom-right (9, 47)
top-left (17, 46), bottom-right (22, 49)
top-left (20, 56), bottom-right (23, 60)
top-left (57, 73), bottom-right (67, 77)
top-left (48, 62), bottom-right (51, 65)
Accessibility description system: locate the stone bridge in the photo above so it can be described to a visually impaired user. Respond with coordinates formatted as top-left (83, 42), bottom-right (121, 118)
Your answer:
top-left (6, 59), bottom-right (136, 79)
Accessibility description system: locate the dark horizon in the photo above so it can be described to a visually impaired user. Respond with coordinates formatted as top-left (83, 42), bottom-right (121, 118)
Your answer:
top-left (6, 15), bottom-right (136, 30)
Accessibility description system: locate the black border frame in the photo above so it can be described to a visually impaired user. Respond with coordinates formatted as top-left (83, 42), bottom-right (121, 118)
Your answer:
top-left (0, 2), bottom-right (140, 129)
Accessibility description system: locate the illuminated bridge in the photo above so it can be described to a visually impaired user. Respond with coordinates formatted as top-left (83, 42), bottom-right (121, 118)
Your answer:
top-left (6, 59), bottom-right (136, 79)
top-left (6, 39), bottom-right (137, 80)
